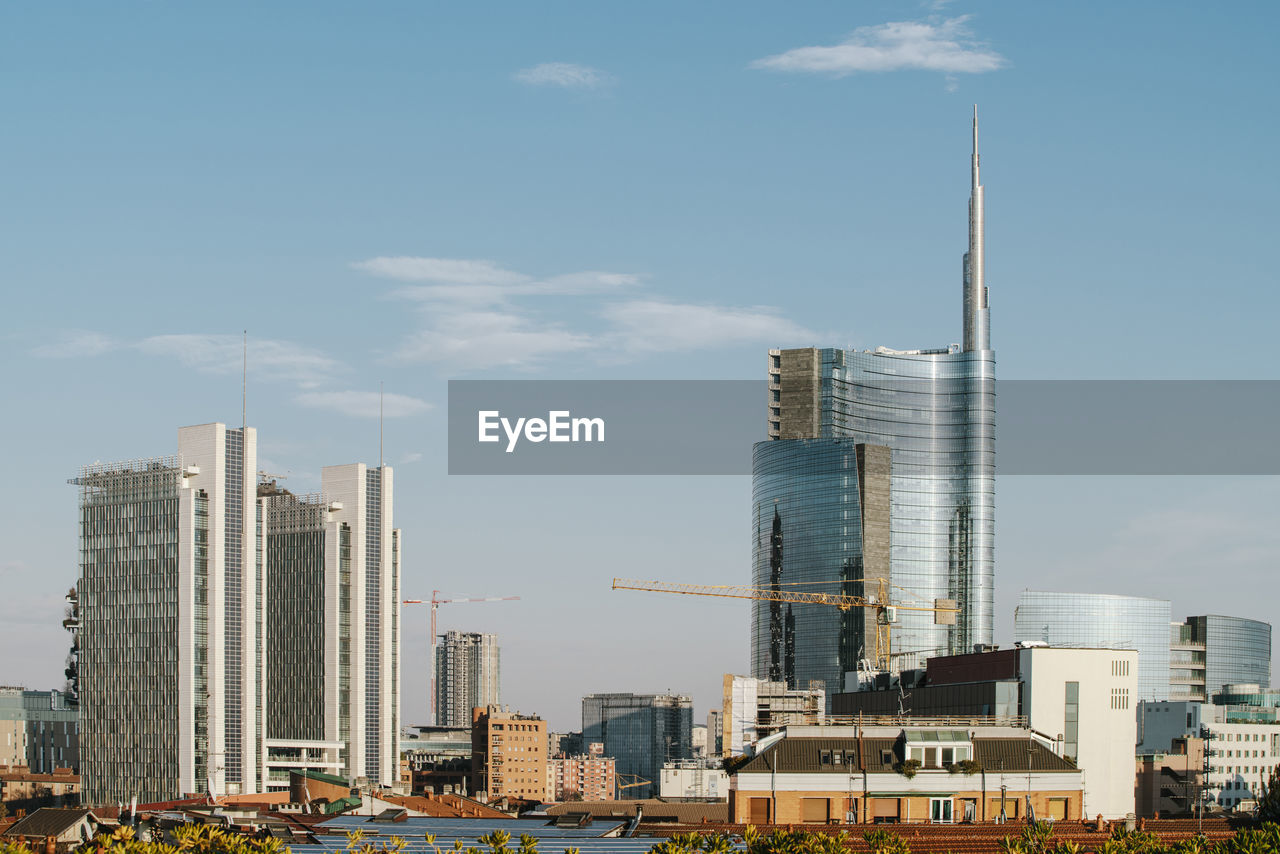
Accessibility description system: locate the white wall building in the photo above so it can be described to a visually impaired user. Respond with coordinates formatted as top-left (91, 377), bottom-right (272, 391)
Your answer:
top-left (1018, 646), bottom-right (1138, 820)
top-left (659, 760), bottom-right (728, 800)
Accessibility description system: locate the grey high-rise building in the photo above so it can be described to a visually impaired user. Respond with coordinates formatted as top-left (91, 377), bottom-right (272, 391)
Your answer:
top-left (581, 692), bottom-right (692, 799)
top-left (434, 631), bottom-right (500, 728)
top-left (72, 423), bottom-right (400, 804)
top-left (752, 111), bottom-right (996, 693)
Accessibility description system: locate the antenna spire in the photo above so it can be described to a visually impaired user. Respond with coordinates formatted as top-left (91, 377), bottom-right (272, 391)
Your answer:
top-left (242, 330), bottom-right (247, 429)
top-left (379, 381), bottom-right (384, 468)
top-left (963, 107), bottom-right (989, 351)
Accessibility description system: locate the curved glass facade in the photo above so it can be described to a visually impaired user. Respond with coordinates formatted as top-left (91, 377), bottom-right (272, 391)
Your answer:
top-left (751, 344), bottom-right (996, 690)
top-left (1014, 591), bottom-right (1172, 701)
top-left (821, 348), bottom-right (995, 664)
top-left (752, 439), bottom-right (868, 695)
top-left (1195, 615), bottom-right (1272, 696)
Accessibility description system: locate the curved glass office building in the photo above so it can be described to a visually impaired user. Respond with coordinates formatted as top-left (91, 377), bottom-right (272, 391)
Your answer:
top-left (752, 113), bottom-right (995, 692)
top-left (1014, 591), bottom-right (1172, 701)
top-left (1190, 615), bottom-right (1272, 697)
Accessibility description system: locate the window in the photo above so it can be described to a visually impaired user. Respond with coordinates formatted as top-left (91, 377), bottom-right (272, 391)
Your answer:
top-left (802, 798), bottom-right (830, 824)
top-left (930, 798), bottom-right (954, 823)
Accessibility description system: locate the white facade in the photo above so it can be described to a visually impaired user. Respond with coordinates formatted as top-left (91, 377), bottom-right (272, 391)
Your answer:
top-left (1018, 647), bottom-right (1138, 820)
top-left (659, 761), bottom-right (728, 799)
top-left (322, 463), bottom-right (401, 787)
top-left (1201, 708), bottom-right (1280, 810)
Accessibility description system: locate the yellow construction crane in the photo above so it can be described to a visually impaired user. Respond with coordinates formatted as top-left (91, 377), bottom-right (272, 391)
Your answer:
top-left (615, 773), bottom-right (650, 800)
top-left (610, 577), bottom-right (959, 673)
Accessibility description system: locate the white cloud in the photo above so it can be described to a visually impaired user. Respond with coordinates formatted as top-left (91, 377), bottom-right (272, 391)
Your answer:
top-left (400, 451), bottom-right (424, 464)
top-left (294, 390), bottom-right (431, 419)
top-left (601, 300), bottom-right (817, 353)
top-left (752, 16), bottom-right (1005, 76)
top-left (356, 256), bottom-right (641, 306)
top-left (135, 334), bottom-right (341, 384)
top-left (352, 256), bottom-right (530, 286)
top-left (31, 330), bottom-right (117, 359)
top-left (514, 62), bottom-right (613, 89)
top-left (392, 310), bottom-right (596, 371)
top-left (357, 256), bottom-right (812, 371)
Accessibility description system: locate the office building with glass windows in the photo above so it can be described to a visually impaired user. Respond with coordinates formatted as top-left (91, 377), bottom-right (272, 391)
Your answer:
top-left (581, 692), bottom-right (692, 799)
top-left (72, 424), bottom-right (400, 804)
top-left (753, 111), bottom-right (995, 692)
top-left (1015, 591), bottom-right (1271, 703)
top-left (1014, 591), bottom-right (1172, 702)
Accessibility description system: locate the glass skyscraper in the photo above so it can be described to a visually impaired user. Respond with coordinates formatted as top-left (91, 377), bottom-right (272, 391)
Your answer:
top-left (581, 692), bottom-right (692, 799)
top-left (1014, 591), bottom-right (1172, 702)
top-left (752, 112), bottom-right (995, 693)
top-left (1181, 615), bottom-right (1271, 698)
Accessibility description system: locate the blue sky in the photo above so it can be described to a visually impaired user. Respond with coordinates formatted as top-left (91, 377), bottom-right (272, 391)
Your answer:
top-left (2, 2), bottom-right (1278, 730)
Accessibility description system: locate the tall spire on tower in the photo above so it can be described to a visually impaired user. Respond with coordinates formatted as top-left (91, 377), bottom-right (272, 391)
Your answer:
top-left (963, 105), bottom-right (989, 351)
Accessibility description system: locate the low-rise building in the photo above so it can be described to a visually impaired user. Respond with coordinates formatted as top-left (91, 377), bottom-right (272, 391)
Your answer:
top-left (728, 723), bottom-right (1084, 825)
top-left (1136, 737), bottom-right (1206, 818)
top-left (833, 646), bottom-right (1139, 819)
top-left (0, 766), bottom-right (80, 807)
top-left (471, 706), bottom-right (547, 802)
top-left (547, 747), bottom-right (615, 802)
top-left (0, 688), bottom-right (79, 774)
top-left (1138, 684), bottom-right (1280, 812)
top-left (659, 759), bottom-right (728, 800)
top-left (402, 726), bottom-right (473, 795)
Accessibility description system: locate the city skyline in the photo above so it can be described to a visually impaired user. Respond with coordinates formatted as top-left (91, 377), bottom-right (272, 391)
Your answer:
top-left (3, 2), bottom-right (1279, 731)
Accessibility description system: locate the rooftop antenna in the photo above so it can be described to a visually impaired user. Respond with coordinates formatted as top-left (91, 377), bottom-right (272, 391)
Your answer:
top-left (241, 330), bottom-right (247, 429)
top-left (379, 380), bottom-right (384, 468)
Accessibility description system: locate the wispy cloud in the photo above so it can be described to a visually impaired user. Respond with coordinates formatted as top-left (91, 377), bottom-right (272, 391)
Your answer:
top-left (136, 334), bottom-right (340, 384)
top-left (400, 451), bottom-right (423, 464)
top-left (352, 256), bottom-right (529, 286)
top-left (294, 390), bottom-right (431, 419)
top-left (356, 256), bottom-right (640, 306)
top-left (514, 62), bottom-right (613, 89)
top-left (30, 330), bottom-right (117, 359)
top-left (752, 16), bottom-right (1005, 76)
top-left (602, 301), bottom-right (817, 353)
top-left (392, 309), bottom-right (597, 371)
top-left (354, 255), bottom-right (817, 371)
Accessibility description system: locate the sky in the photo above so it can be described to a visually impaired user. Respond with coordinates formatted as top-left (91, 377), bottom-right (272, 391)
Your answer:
top-left (2, 1), bottom-right (1278, 731)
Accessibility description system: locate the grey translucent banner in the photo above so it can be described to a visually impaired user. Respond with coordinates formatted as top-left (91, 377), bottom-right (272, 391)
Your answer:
top-left (448, 380), bottom-right (1280, 475)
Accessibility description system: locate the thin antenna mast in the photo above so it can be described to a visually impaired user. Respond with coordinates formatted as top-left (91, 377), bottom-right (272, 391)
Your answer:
top-left (379, 381), bottom-right (384, 468)
top-left (242, 330), bottom-right (247, 429)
